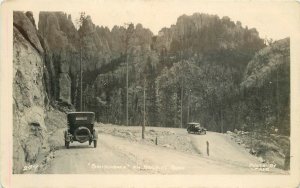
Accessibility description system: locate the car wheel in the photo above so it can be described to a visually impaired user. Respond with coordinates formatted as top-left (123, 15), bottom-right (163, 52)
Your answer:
top-left (93, 140), bottom-right (97, 148)
top-left (65, 141), bottom-right (70, 149)
top-left (64, 130), bottom-right (68, 144)
top-left (74, 127), bottom-right (91, 143)
top-left (89, 140), bottom-right (92, 145)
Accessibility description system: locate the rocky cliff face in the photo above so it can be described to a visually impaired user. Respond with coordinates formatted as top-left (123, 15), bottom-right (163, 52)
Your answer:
top-left (159, 13), bottom-right (263, 55)
top-left (38, 12), bottom-right (79, 105)
top-left (13, 11), bottom-right (48, 173)
top-left (36, 12), bottom-right (155, 109)
top-left (13, 11), bottom-right (73, 174)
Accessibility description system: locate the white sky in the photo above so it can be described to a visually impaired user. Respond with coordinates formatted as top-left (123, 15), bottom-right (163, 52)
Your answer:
top-left (32, 0), bottom-right (299, 40)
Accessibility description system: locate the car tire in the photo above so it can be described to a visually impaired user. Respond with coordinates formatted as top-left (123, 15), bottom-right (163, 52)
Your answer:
top-left (89, 140), bottom-right (92, 145)
top-left (74, 127), bottom-right (91, 143)
top-left (93, 140), bottom-right (97, 148)
top-left (64, 130), bottom-right (68, 143)
top-left (65, 141), bottom-right (70, 149)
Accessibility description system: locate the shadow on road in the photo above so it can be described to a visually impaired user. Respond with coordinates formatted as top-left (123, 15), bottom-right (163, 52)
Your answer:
top-left (59, 145), bottom-right (95, 150)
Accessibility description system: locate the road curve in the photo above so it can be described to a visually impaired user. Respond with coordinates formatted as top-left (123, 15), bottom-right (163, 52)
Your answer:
top-left (40, 131), bottom-right (284, 174)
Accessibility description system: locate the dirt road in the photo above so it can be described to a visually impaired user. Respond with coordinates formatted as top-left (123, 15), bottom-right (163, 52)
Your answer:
top-left (40, 126), bottom-right (284, 174)
top-left (190, 132), bottom-right (260, 168)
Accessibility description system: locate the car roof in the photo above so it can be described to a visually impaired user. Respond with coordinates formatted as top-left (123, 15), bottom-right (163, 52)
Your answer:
top-left (187, 122), bottom-right (200, 125)
top-left (67, 112), bottom-right (95, 125)
top-left (67, 112), bottom-right (95, 115)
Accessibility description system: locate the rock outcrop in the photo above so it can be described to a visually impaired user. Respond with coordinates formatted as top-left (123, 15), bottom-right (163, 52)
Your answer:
top-left (39, 12), bottom-right (79, 105)
top-left (13, 11), bottom-right (48, 173)
top-left (154, 13), bottom-right (264, 62)
top-left (13, 12), bottom-right (44, 54)
top-left (37, 12), bottom-right (157, 110)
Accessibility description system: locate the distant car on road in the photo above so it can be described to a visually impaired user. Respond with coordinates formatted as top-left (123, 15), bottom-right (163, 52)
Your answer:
top-left (64, 112), bottom-right (98, 148)
top-left (187, 122), bottom-right (207, 135)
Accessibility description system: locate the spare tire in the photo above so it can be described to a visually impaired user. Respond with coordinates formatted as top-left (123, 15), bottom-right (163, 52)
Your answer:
top-left (74, 127), bottom-right (91, 143)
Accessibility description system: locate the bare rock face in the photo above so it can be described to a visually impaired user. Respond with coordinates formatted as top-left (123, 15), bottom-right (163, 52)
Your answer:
top-left (79, 15), bottom-right (112, 71)
top-left (13, 11), bottom-right (44, 54)
top-left (38, 12), bottom-right (72, 54)
top-left (25, 11), bottom-right (37, 28)
top-left (37, 12), bottom-right (156, 110)
top-left (13, 22), bottom-right (47, 173)
top-left (39, 12), bottom-right (78, 104)
top-left (58, 73), bottom-right (71, 104)
top-left (154, 13), bottom-right (264, 58)
top-left (38, 34), bottom-right (57, 102)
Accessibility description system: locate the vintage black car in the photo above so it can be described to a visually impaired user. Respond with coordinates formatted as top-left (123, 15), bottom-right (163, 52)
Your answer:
top-left (187, 122), bottom-right (207, 134)
top-left (64, 112), bottom-right (98, 148)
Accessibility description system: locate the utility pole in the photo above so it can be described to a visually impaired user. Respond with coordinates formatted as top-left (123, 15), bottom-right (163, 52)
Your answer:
top-left (80, 45), bottom-right (82, 111)
top-left (124, 23), bottom-right (134, 126)
top-left (187, 89), bottom-right (191, 122)
top-left (180, 35), bottom-right (184, 129)
top-left (83, 92), bottom-right (86, 111)
top-left (76, 12), bottom-right (86, 112)
top-left (142, 79), bottom-right (146, 139)
top-left (181, 82), bottom-right (183, 128)
top-left (126, 53), bottom-right (129, 126)
top-left (276, 68), bottom-right (279, 124)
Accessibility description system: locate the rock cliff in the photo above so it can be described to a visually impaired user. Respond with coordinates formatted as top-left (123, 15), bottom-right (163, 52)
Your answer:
top-left (13, 11), bottom-right (48, 173)
top-left (38, 12), bottom-right (79, 105)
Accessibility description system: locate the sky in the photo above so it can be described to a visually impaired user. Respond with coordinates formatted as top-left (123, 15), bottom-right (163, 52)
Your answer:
top-left (32, 0), bottom-right (299, 40)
